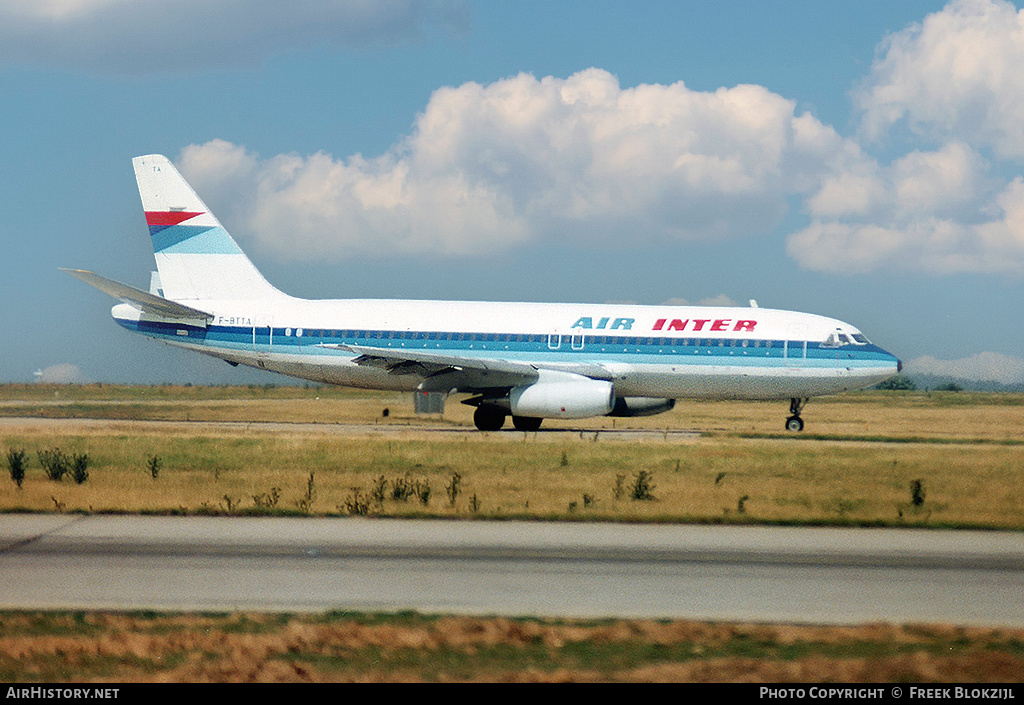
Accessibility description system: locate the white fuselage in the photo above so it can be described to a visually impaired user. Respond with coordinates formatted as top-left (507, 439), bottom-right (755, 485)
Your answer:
top-left (113, 295), bottom-right (901, 402)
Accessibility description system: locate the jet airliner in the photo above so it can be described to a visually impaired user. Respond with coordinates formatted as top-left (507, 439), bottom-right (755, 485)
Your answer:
top-left (66, 155), bottom-right (900, 432)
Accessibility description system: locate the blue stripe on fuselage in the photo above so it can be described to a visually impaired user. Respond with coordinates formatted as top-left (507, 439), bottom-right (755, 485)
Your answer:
top-left (113, 317), bottom-right (899, 369)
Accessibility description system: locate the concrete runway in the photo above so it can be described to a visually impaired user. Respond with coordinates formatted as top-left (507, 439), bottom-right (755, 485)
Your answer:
top-left (2, 515), bottom-right (1023, 625)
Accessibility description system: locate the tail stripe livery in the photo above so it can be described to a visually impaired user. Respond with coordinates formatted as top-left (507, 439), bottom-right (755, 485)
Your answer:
top-left (147, 218), bottom-right (244, 256)
top-left (145, 211), bottom-right (205, 230)
top-left (132, 155), bottom-right (283, 302)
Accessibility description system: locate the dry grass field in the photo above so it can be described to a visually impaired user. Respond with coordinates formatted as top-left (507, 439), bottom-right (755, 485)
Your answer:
top-left (2, 384), bottom-right (1024, 682)
top-left (1, 384), bottom-right (1022, 528)
top-left (3, 611), bottom-right (1023, 683)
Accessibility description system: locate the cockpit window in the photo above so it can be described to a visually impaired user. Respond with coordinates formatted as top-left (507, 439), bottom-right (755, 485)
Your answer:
top-left (823, 330), bottom-right (869, 347)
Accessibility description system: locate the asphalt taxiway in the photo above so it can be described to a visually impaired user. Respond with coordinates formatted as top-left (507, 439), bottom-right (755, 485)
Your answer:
top-left (2, 515), bottom-right (1022, 625)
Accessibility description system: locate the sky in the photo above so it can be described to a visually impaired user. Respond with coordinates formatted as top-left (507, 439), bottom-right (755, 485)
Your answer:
top-left (3, 0), bottom-right (1024, 385)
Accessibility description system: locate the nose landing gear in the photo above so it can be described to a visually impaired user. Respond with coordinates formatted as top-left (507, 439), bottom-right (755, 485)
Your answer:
top-left (785, 397), bottom-right (807, 432)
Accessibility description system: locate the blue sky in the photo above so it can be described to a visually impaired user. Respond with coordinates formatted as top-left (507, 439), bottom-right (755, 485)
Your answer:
top-left (3, 0), bottom-right (1024, 385)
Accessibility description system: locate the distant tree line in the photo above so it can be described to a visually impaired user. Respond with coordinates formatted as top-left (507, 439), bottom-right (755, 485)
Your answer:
top-left (875, 375), bottom-right (917, 391)
top-left (874, 375), bottom-right (966, 392)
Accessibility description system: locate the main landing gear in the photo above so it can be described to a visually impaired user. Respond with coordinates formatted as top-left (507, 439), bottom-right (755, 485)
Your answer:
top-left (472, 405), bottom-right (544, 432)
top-left (785, 397), bottom-right (807, 432)
top-left (473, 405), bottom-right (506, 431)
top-left (512, 415), bottom-right (543, 432)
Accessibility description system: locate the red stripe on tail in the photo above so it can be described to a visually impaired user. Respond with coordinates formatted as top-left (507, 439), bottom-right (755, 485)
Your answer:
top-left (145, 211), bottom-right (203, 227)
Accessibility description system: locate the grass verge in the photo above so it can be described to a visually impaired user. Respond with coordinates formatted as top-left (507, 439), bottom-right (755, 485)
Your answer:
top-left (2, 386), bottom-right (1023, 529)
top-left (2, 611), bottom-right (1023, 682)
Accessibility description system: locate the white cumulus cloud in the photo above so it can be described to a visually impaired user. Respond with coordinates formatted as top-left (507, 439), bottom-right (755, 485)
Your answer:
top-left (857, 0), bottom-right (1024, 159)
top-left (787, 140), bottom-right (1020, 273)
top-left (787, 0), bottom-right (1024, 275)
top-left (92, 0), bottom-right (1024, 277)
top-left (177, 69), bottom-right (853, 261)
top-left (788, 148), bottom-right (1024, 274)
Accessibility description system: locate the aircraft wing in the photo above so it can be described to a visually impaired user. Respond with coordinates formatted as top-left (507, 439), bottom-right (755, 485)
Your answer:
top-left (62, 269), bottom-right (214, 324)
top-left (320, 343), bottom-right (615, 393)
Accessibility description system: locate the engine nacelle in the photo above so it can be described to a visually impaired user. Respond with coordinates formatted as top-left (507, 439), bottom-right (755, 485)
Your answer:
top-left (608, 397), bottom-right (676, 417)
top-left (510, 370), bottom-right (615, 419)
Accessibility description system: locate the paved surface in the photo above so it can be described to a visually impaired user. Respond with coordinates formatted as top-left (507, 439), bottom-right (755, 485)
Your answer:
top-left (2, 515), bottom-right (1023, 625)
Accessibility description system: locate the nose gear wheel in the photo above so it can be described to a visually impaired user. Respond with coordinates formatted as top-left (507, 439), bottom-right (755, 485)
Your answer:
top-left (785, 397), bottom-right (807, 432)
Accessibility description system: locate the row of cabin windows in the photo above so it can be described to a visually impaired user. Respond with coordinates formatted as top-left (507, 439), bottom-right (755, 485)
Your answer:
top-left (271, 328), bottom-right (807, 349)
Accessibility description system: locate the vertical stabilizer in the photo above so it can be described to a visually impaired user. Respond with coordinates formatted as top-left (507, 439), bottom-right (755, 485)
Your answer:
top-left (133, 154), bottom-right (283, 302)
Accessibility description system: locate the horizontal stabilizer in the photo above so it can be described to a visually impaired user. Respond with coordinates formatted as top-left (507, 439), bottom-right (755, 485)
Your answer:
top-left (62, 269), bottom-right (213, 323)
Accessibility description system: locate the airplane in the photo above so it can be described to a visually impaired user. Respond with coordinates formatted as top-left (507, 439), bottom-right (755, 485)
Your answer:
top-left (65, 154), bottom-right (901, 432)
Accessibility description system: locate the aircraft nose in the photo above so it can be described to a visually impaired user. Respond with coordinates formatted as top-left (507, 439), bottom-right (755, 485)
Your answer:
top-left (897, 359), bottom-right (903, 373)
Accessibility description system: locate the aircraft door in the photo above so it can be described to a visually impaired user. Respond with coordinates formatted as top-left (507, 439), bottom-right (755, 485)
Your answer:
top-left (253, 314), bottom-right (273, 353)
top-left (786, 322), bottom-right (809, 366)
top-left (571, 330), bottom-right (585, 350)
top-left (548, 329), bottom-right (586, 351)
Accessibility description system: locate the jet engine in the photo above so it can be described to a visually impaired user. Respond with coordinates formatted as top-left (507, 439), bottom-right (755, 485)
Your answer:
top-left (608, 397), bottom-right (676, 417)
top-left (509, 370), bottom-right (615, 419)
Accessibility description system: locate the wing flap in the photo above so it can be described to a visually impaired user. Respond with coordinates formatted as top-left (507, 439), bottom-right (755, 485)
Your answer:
top-left (320, 343), bottom-right (541, 391)
top-left (319, 343), bottom-right (619, 392)
top-left (335, 344), bottom-right (541, 375)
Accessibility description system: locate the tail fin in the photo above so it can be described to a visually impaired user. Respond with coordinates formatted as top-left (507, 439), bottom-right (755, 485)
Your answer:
top-left (133, 154), bottom-right (283, 302)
